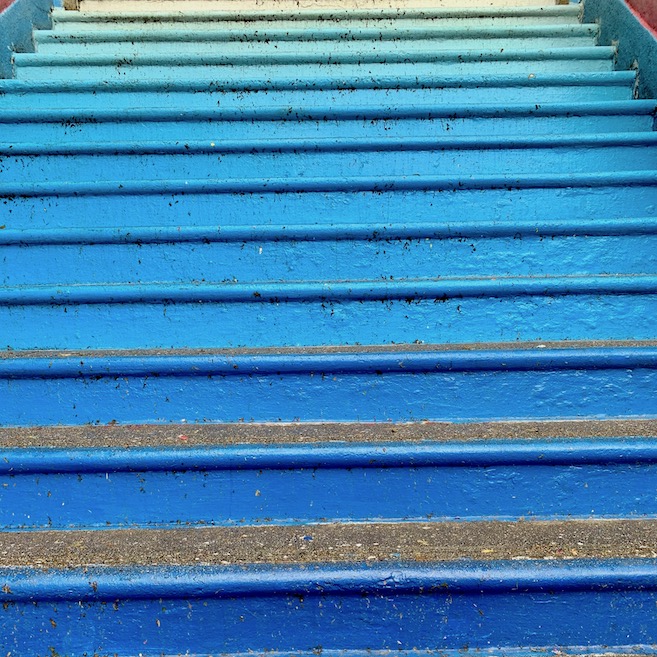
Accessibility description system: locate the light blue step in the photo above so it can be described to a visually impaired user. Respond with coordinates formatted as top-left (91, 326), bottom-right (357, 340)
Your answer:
top-left (4, 435), bottom-right (657, 529)
top-left (0, 73), bottom-right (637, 111)
top-left (12, 47), bottom-right (617, 82)
top-left (4, 219), bottom-right (657, 287)
top-left (33, 34), bottom-right (598, 57)
top-left (32, 24), bottom-right (598, 57)
top-left (2, 277), bottom-right (657, 350)
top-left (49, 5), bottom-right (583, 30)
top-left (3, 173), bottom-right (656, 230)
top-left (7, 131), bottom-right (657, 179)
top-left (35, 22), bottom-right (598, 43)
top-left (5, 560), bottom-right (657, 655)
top-left (1, 345), bottom-right (657, 424)
top-left (2, 101), bottom-right (656, 143)
top-left (3, 134), bottom-right (657, 185)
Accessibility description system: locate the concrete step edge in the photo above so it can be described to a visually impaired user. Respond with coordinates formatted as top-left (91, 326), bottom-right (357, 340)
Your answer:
top-left (52, 5), bottom-right (582, 21)
top-left (5, 131), bottom-right (657, 156)
top-left (13, 45), bottom-right (616, 67)
top-left (4, 217), bottom-right (657, 247)
top-left (2, 340), bottom-right (657, 376)
top-left (0, 70), bottom-right (635, 94)
top-left (2, 99), bottom-right (655, 124)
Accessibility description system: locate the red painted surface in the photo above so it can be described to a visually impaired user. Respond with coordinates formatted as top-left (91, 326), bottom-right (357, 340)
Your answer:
top-left (0, 0), bottom-right (14, 13)
top-left (626, 0), bottom-right (657, 35)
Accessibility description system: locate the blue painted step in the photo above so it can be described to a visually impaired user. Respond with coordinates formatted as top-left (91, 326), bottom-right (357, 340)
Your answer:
top-left (31, 24), bottom-right (599, 56)
top-left (0, 72), bottom-right (637, 111)
top-left (3, 101), bottom-right (656, 143)
top-left (3, 427), bottom-right (657, 529)
top-left (49, 4), bottom-right (584, 29)
top-left (1, 344), bottom-right (657, 425)
top-left (4, 219), bottom-right (657, 287)
top-left (4, 134), bottom-right (657, 185)
top-left (12, 47), bottom-right (617, 80)
top-left (4, 278), bottom-right (657, 349)
top-left (3, 172), bottom-right (656, 231)
top-left (4, 557), bottom-right (657, 655)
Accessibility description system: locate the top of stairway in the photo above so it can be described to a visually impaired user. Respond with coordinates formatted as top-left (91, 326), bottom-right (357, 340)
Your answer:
top-left (55, 3), bottom-right (580, 21)
top-left (73, 0), bottom-right (574, 15)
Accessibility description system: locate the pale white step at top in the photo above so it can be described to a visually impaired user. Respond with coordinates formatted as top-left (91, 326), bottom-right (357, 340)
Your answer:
top-left (76, 0), bottom-right (568, 14)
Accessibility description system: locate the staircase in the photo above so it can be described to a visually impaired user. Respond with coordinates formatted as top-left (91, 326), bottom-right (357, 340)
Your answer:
top-left (2, 0), bottom-right (657, 654)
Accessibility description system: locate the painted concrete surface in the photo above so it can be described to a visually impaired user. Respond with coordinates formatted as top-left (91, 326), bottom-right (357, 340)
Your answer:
top-left (79, 0), bottom-right (566, 12)
top-left (585, 0), bottom-right (657, 97)
top-left (0, 0), bottom-right (50, 77)
top-left (627, 0), bottom-right (657, 34)
top-left (1, 2), bottom-right (657, 654)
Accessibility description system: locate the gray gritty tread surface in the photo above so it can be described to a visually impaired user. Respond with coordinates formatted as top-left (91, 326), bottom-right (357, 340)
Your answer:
top-left (0, 419), bottom-right (657, 449)
top-left (2, 419), bottom-right (657, 447)
top-left (2, 519), bottom-right (657, 568)
top-left (4, 339), bottom-right (657, 360)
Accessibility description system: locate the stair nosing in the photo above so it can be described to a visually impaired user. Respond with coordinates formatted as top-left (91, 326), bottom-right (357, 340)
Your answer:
top-left (51, 6), bottom-right (583, 21)
top-left (0, 70), bottom-right (635, 94)
top-left (14, 45), bottom-right (616, 67)
top-left (5, 217), bottom-right (657, 246)
top-left (3, 99), bottom-right (655, 124)
top-left (2, 341), bottom-right (657, 379)
top-left (3, 170), bottom-right (656, 197)
top-left (4, 131), bottom-right (657, 156)
top-left (33, 23), bottom-right (598, 42)
top-left (3, 274), bottom-right (657, 307)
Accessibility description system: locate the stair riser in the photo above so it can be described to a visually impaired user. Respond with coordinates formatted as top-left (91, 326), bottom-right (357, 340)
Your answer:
top-left (14, 57), bottom-right (615, 81)
top-left (4, 442), bottom-right (657, 529)
top-left (4, 232), bottom-right (657, 286)
top-left (4, 562), bottom-right (657, 655)
top-left (51, 15), bottom-right (583, 32)
top-left (49, 5), bottom-right (583, 28)
top-left (34, 23), bottom-right (598, 42)
top-left (2, 351), bottom-right (656, 424)
top-left (0, 78), bottom-right (636, 110)
top-left (4, 113), bottom-right (655, 143)
top-left (78, 0), bottom-right (580, 9)
top-left (3, 143), bottom-right (656, 182)
top-left (4, 183), bottom-right (657, 229)
top-left (5, 291), bottom-right (657, 350)
top-left (35, 36), bottom-right (598, 57)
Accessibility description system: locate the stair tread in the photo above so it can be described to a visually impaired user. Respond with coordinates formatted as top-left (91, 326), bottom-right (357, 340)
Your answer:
top-left (0, 70), bottom-right (636, 98)
top-left (35, 23), bottom-right (597, 38)
top-left (53, 5), bottom-right (582, 21)
top-left (5, 131), bottom-right (657, 156)
top-left (16, 45), bottom-right (616, 64)
top-left (4, 339), bottom-right (657, 361)
top-left (3, 99), bottom-right (656, 121)
top-left (2, 518), bottom-right (657, 568)
top-left (3, 418), bottom-right (657, 447)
